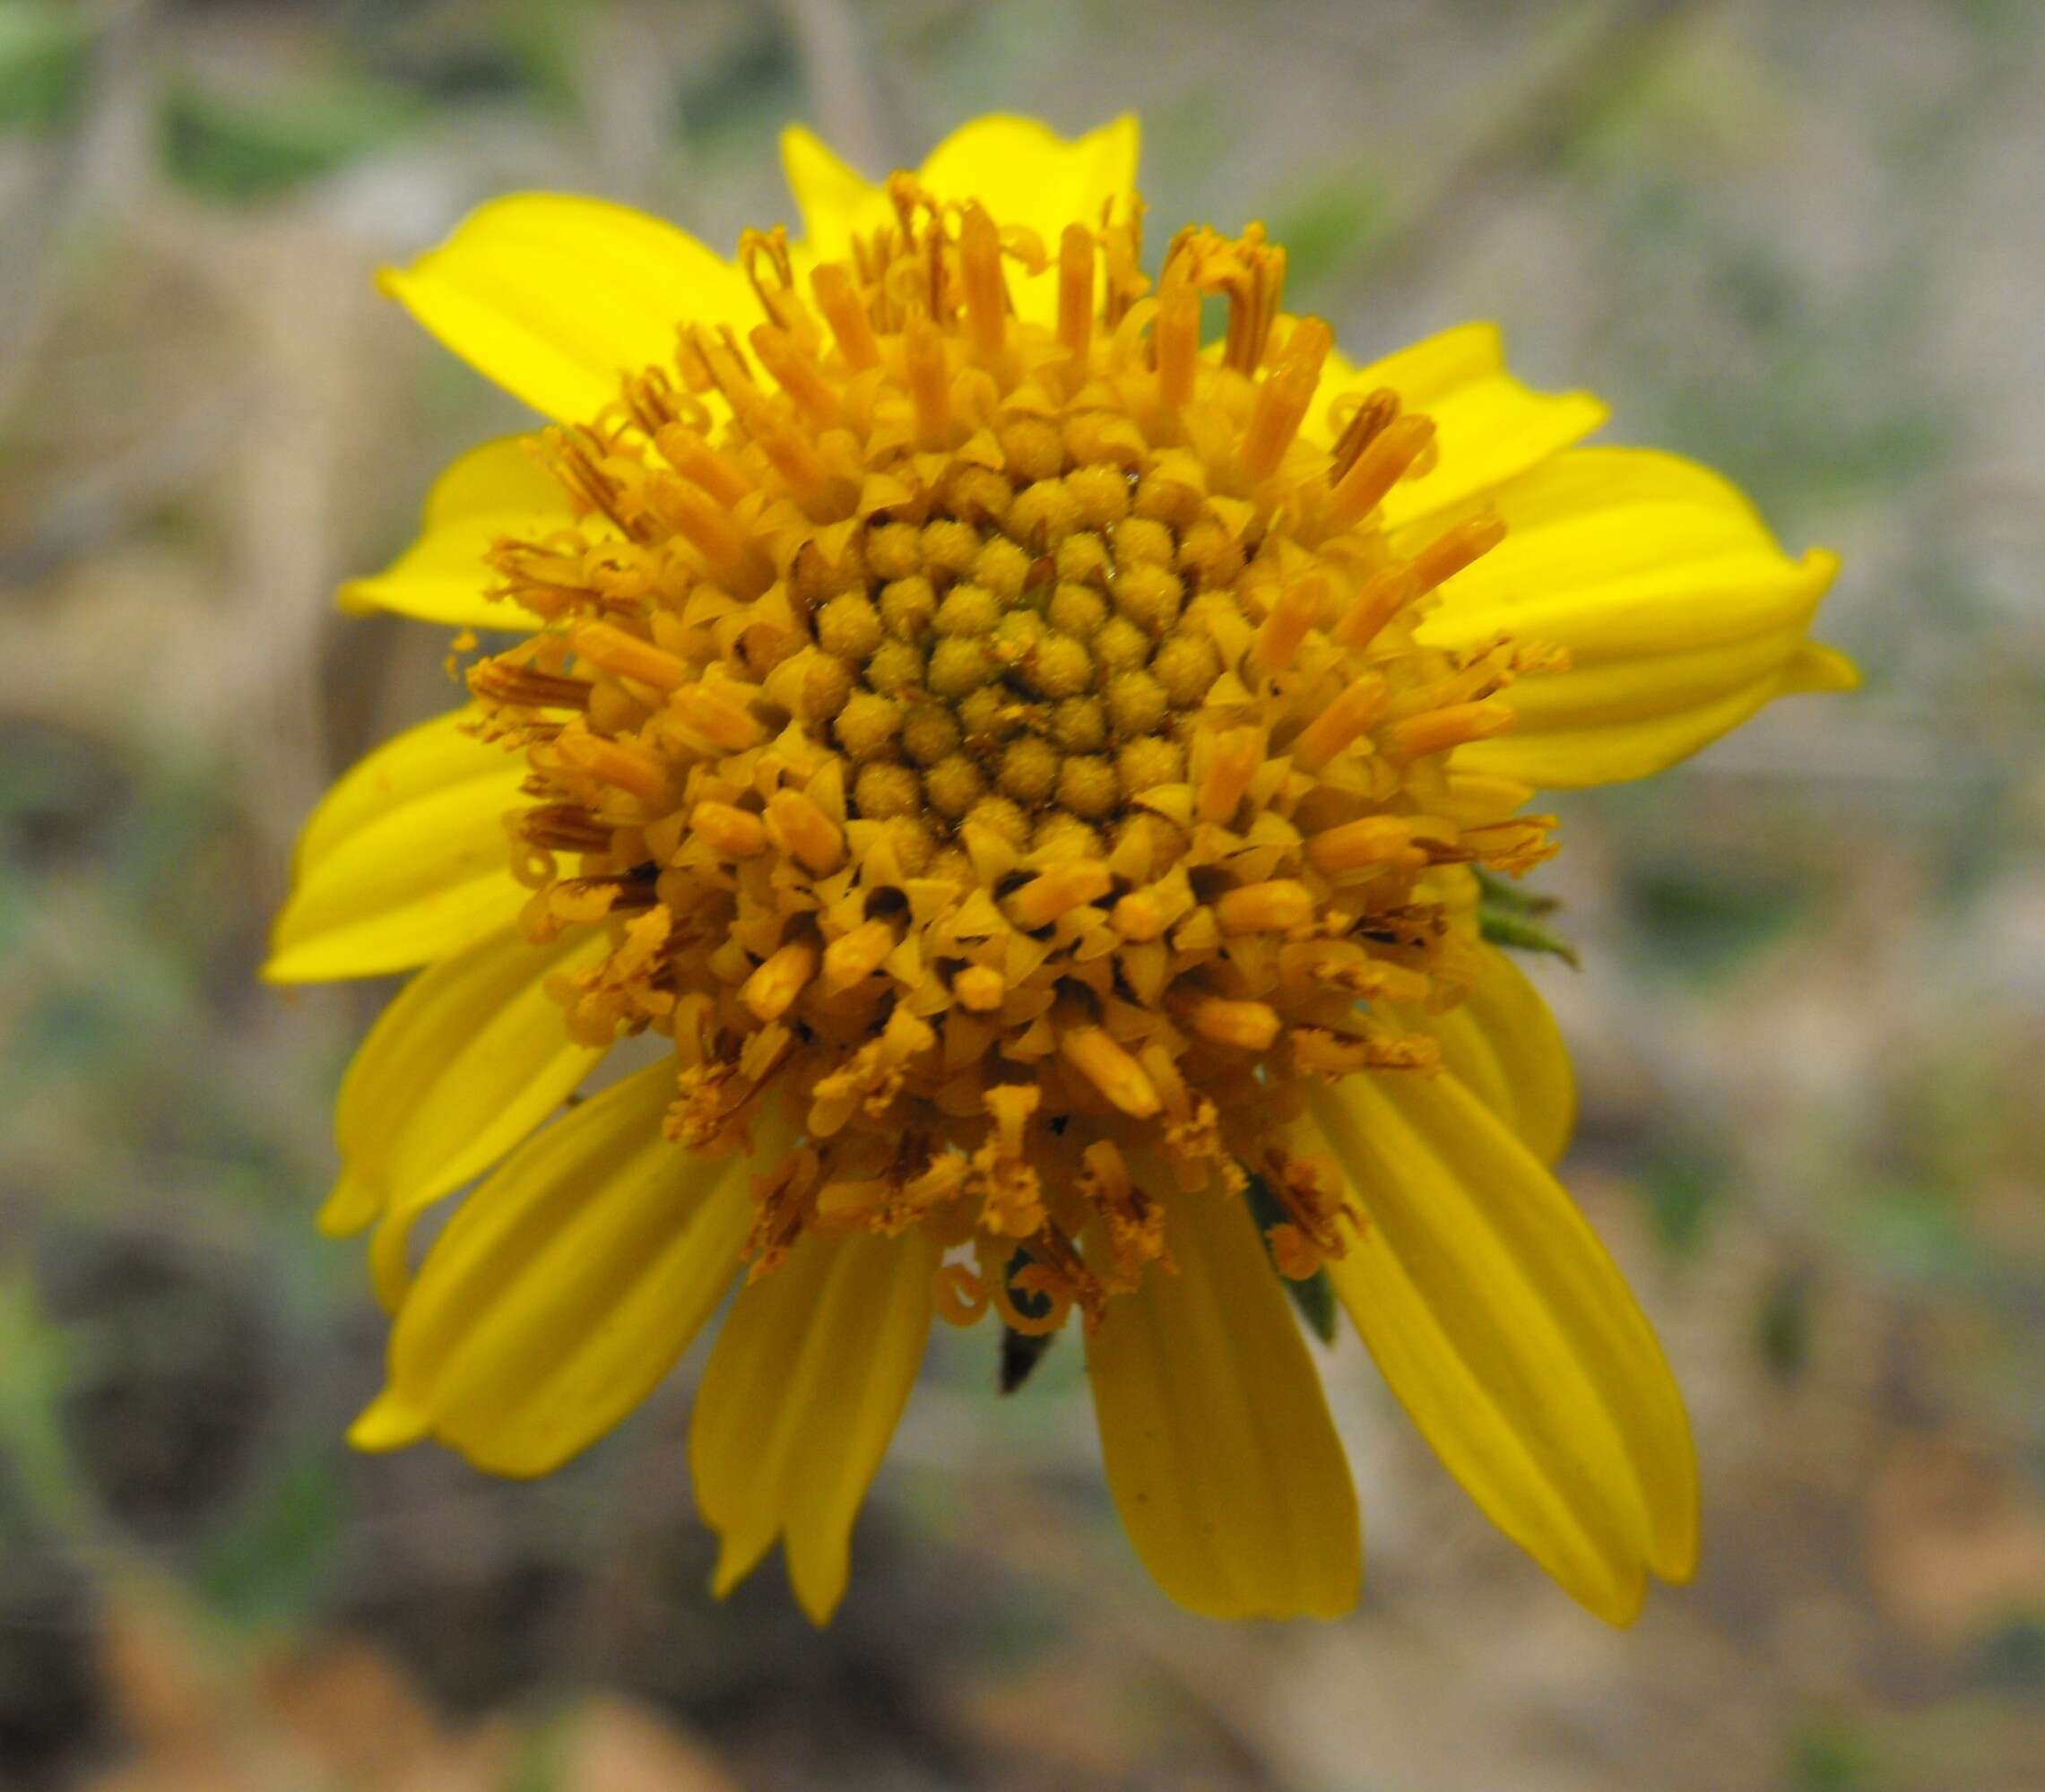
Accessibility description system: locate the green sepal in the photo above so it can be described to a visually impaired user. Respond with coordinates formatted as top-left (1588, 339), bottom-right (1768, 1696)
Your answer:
top-left (1244, 1172), bottom-right (1340, 1346)
top-left (1476, 869), bottom-right (1580, 967)
top-left (996, 1249), bottom-right (1057, 1393)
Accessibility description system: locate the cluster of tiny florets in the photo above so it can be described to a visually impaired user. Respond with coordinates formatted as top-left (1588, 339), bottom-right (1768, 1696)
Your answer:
top-left (462, 181), bottom-right (1561, 1330)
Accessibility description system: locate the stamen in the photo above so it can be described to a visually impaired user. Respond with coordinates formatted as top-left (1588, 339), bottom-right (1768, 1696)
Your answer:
top-left (1240, 318), bottom-right (1330, 482)
top-left (765, 788), bottom-right (846, 875)
top-left (518, 803), bottom-right (611, 853)
top-left (1154, 269), bottom-right (1200, 411)
top-left (958, 204), bottom-right (1009, 365)
top-left (1291, 673), bottom-right (1389, 769)
top-left (749, 325), bottom-right (843, 428)
top-left (1332, 563), bottom-right (1420, 651)
top-left (1329, 387), bottom-right (1400, 485)
top-left (1182, 995), bottom-right (1283, 1051)
top-left (1292, 1027), bottom-right (1442, 1077)
top-left (1254, 573), bottom-right (1325, 674)
top-left (1197, 726), bottom-right (1265, 823)
top-left (1410, 513), bottom-right (1508, 593)
top-left (905, 311), bottom-right (951, 450)
top-left (821, 918), bottom-right (896, 992)
top-left (555, 729), bottom-right (672, 804)
top-left (1057, 223), bottom-right (1095, 360)
top-left (671, 681), bottom-right (767, 752)
top-left (654, 426), bottom-right (754, 507)
top-left (690, 800), bottom-right (767, 858)
top-left (469, 662), bottom-right (592, 711)
top-left (572, 620), bottom-right (691, 690)
top-left (1059, 1025), bottom-right (1162, 1118)
top-left (1110, 889), bottom-right (1166, 942)
top-left (953, 965), bottom-right (1007, 1011)
top-left (649, 478), bottom-right (774, 595)
top-left (1306, 815), bottom-right (1420, 875)
top-left (741, 939), bottom-right (817, 1022)
top-left (1214, 879), bottom-right (1315, 934)
top-left (1005, 861), bottom-right (1113, 929)
top-left (1325, 412), bottom-right (1434, 529)
top-left (1385, 698), bottom-right (1515, 760)
top-left (810, 262), bottom-right (881, 370)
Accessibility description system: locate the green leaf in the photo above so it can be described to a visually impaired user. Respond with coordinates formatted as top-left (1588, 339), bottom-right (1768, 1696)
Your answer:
top-left (195, 1445), bottom-right (346, 1629)
top-left (1266, 174), bottom-right (1389, 307)
top-left (0, 2), bottom-right (89, 134)
top-left (161, 77), bottom-right (422, 203)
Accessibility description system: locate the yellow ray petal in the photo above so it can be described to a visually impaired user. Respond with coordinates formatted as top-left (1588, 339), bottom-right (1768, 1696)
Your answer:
top-left (778, 125), bottom-right (896, 261)
top-left (691, 1226), bottom-right (936, 1625)
top-left (781, 116), bottom-right (1139, 325)
top-left (1307, 1071), bottom-right (1697, 1621)
top-left (1466, 655), bottom-right (1838, 788)
top-left (1785, 641), bottom-right (1860, 694)
top-left (1405, 944), bottom-right (1576, 1166)
top-left (266, 710), bottom-right (528, 983)
top-left (320, 924), bottom-right (611, 1238)
top-left (381, 194), bottom-right (758, 422)
top-left (1087, 1185), bottom-right (1362, 1620)
top-left (1402, 447), bottom-right (1848, 785)
top-left (1315, 322), bottom-right (1607, 526)
top-left (918, 114), bottom-right (1139, 247)
top-left (339, 437), bottom-right (566, 630)
top-left (358, 1060), bottom-right (756, 1476)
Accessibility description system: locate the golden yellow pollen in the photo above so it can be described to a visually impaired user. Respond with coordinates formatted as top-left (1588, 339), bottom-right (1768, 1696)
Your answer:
top-left (472, 176), bottom-right (1568, 1329)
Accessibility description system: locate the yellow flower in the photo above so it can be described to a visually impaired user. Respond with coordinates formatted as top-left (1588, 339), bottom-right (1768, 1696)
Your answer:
top-left (273, 115), bottom-right (1853, 1626)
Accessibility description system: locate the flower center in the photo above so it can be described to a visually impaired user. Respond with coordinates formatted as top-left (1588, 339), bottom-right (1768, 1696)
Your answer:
top-left (467, 178), bottom-right (1563, 1328)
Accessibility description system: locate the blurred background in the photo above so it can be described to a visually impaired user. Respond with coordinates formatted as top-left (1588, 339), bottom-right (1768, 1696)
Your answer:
top-left (2, 1), bottom-right (2041, 1787)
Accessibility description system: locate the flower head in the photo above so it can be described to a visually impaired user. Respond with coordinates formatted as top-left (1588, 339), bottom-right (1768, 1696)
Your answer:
top-left (274, 116), bottom-right (1852, 1626)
